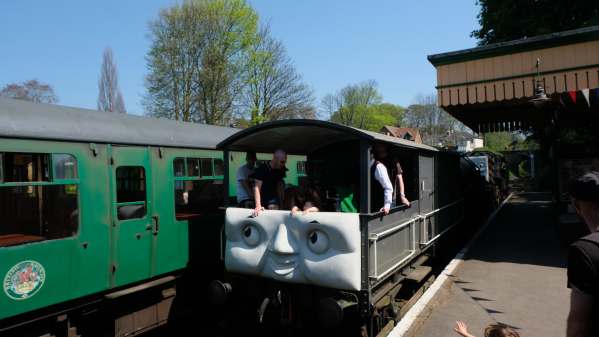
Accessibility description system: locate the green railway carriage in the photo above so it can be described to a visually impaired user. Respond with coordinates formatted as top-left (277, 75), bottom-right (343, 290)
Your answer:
top-left (0, 99), bottom-right (248, 336)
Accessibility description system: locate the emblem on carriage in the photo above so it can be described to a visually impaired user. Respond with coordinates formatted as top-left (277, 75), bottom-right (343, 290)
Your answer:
top-left (3, 261), bottom-right (46, 300)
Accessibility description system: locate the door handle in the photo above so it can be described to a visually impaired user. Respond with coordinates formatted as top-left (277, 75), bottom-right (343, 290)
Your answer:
top-left (152, 215), bottom-right (160, 235)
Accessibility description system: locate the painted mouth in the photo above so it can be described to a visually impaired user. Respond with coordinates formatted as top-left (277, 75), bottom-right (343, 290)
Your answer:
top-left (266, 255), bottom-right (298, 277)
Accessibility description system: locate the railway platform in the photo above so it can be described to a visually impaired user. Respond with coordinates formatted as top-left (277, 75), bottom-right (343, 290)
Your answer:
top-left (404, 193), bottom-right (570, 337)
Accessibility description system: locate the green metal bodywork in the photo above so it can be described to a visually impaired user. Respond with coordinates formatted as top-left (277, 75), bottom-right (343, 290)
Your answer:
top-left (0, 138), bottom-right (305, 321)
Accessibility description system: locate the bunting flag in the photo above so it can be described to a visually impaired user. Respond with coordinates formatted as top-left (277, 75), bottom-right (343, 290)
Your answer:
top-left (568, 91), bottom-right (577, 104)
top-left (581, 89), bottom-right (590, 107)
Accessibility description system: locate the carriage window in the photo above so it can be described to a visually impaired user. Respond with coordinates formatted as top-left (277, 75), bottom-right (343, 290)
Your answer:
top-left (174, 158), bottom-right (185, 177)
top-left (173, 157), bottom-right (224, 219)
top-left (214, 159), bottom-right (224, 176)
top-left (296, 161), bottom-right (308, 186)
top-left (53, 154), bottom-right (78, 180)
top-left (115, 166), bottom-right (147, 220)
top-left (200, 158), bottom-right (213, 177)
top-left (1, 153), bottom-right (50, 182)
top-left (0, 152), bottom-right (79, 247)
top-left (187, 158), bottom-right (200, 176)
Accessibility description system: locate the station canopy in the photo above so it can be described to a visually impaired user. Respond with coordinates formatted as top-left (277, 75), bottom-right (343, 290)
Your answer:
top-left (217, 119), bottom-right (437, 154)
top-left (428, 25), bottom-right (599, 132)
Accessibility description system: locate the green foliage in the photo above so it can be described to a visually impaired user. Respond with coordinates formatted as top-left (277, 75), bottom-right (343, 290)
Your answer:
top-left (483, 131), bottom-right (539, 152)
top-left (472, 0), bottom-right (599, 45)
top-left (362, 103), bottom-right (405, 132)
top-left (324, 80), bottom-right (405, 131)
top-left (484, 132), bottom-right (514, 151)
top-left (329, 101), bottom-right (404, 132)
top-left (144, 0), bottom-right (259, 124)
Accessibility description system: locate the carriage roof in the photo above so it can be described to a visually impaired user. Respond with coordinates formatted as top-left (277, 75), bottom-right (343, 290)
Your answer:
top-left (217, 119), bottom-right (438, 154)
top-left (0, 98), bottom-right (238, 149)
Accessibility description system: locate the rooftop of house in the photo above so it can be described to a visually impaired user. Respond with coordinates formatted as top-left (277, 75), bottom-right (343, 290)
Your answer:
top-left (380, 126), bottom-right (423, 144)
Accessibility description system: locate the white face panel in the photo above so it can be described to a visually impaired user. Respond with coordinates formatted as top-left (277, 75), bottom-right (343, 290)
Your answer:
top-left (225, 208), bottom-right (362, 291)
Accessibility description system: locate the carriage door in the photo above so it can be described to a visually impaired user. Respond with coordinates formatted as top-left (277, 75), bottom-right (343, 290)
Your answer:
top-left (419, 155), bottom-right (436, 244)
top-left (110, 146), bottom-right (155, 286)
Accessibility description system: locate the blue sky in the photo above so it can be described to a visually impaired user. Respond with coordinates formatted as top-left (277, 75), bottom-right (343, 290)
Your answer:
top-left (0, 1), bottom-right (479, 116)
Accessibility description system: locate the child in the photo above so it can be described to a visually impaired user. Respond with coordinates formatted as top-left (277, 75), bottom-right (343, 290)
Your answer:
top-left (454, 321), bottom-right (520, 337)
top-left (285, 186), bottom-right (320, 214)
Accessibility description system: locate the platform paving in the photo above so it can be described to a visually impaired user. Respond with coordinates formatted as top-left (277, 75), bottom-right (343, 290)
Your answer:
top-left (409, 193), bottom-right (570, 337)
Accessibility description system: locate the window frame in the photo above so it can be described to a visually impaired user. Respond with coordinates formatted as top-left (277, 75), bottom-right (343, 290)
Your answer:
top-left (172, 156), bottom-right (225, 182)
top-left (114, 165), bottom-right (148, 221)
top-left (0, 151), bottom-right (81, 246)
top-left (172, 156), bottom-right (225, 221)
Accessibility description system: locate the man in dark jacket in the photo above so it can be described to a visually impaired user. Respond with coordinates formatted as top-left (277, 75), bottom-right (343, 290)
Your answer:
top-left (567, 171), bottom-right (599, 337)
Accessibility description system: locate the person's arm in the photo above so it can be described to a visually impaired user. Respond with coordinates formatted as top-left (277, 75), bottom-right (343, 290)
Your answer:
top-left (566, 242), bottom-right (596, 337)
top-left (454, 321), bottom-right (475, 337)
top-left (253, 180), bottom-right (263, 216)
top-left (374, 163), bottom-right (393, 214)
top-left (397, 173), bottom-right (410, 206)
top-left (567, 288), bottom-right (593, 337)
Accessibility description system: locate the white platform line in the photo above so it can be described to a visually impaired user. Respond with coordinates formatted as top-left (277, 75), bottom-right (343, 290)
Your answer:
top-left (387, 192), bottom-right (515, 337)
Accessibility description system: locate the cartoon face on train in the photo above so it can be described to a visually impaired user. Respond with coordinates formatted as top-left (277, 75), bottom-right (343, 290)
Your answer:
top-left (224, 209), bottom-right (362, 291)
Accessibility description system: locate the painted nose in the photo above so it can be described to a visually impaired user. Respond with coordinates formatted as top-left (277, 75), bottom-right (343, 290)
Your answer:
top-left (270, 223), bottom-right (297, 254)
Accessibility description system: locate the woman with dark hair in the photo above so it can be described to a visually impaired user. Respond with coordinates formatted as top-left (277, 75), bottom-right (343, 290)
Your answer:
top-left (284, 185), bottom-right (321, 214)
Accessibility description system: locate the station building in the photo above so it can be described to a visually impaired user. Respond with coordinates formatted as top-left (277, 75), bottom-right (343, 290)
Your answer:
top-left (428, 25), bottom-right (599, 223)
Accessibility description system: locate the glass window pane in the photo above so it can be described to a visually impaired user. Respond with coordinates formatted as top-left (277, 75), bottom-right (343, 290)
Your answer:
top-left (297, 161), bottom-right (306, 175)
top-left (200, 158), bottom-right (213, 177)
top-left (187, 158), bottom-right (200, 177)
top-left (53, 154), bottom-right (78, 179)
top-left (1, 153), bottom-right (50, 182)
top-left (0, 184), bottom-right (79, 247)
top-left (173, 158), bottom-right (185, 177)
top-left (175, 179), bottom-right (224, 215)
top-left (214, 159), bottom-right (224, 176)
top-left (117, 204), bottom-right (147, 221)
top-left (115, 166), bottom-right (147, 220)
top-left (116, 166), bottom-right (146, 203)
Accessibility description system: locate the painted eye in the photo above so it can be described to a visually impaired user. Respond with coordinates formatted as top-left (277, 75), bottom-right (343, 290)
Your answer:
top-left (307, 230), bottom-right (329, 254)
top-left (242, 224), bottom-right (260, 246)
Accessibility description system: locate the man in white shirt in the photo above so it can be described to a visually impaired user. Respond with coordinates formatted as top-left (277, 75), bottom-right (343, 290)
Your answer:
top-left (371, 158), bottom-right (394, 215)
top-left (371, 143), bottom-right (411, 215)
top-left (236, 152), bottom-right (257, 208)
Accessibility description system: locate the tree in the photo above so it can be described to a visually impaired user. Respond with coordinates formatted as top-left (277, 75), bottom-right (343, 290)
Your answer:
top-left (144, 0), bottom-right (259, 124)
top-left (97, 47), bottom-right (126, 113)
top-left (0, 80), bottom-right (58, 103)
top-left (404, 94), bottom-right (469, 145)
top-left (324, 80), bottom-right (383, 129)
top-left (472, 0), bottom-right (599, 45)
top-left (362, 103), bottom-right (405, 132)
top-left (243, 25), bottom-right (315, 124)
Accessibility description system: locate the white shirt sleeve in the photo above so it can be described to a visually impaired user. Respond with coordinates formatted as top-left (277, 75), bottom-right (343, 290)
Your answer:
top-left (374, 163), bottom-right (394, 210)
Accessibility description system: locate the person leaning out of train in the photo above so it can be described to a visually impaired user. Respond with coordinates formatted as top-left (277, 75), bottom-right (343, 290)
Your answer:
top-left (371, 152), bottom-right (393, 215)
top-left (566, 171), bottom-right (599, 337)
top-left (236, 151), bottom-right (257, 208)
top-left (371, 143), bottom-right (410, 215)
top-left (373, 143), bottom-right (410, 207)
top-left (251, 149), bottom-right (287, 216)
